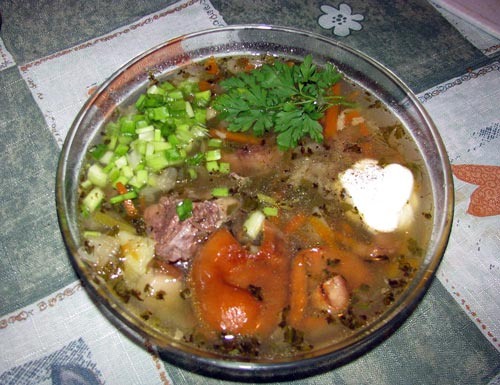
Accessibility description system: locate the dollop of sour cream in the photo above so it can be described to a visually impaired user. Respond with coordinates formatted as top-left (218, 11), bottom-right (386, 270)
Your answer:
top-left (339, 159), bottom-right (415, 232)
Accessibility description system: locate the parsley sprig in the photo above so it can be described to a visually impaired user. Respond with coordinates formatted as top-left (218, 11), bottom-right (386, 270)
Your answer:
top-left (212, 55), bottom-right (353, 150)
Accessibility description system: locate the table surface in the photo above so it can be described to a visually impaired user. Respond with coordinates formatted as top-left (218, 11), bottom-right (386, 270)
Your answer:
top-left (0, 1), bottom-right (499, 384)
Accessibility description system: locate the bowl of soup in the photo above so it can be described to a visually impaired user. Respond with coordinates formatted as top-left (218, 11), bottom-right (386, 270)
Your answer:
top-left (56, 25), bottom-right (453, 380)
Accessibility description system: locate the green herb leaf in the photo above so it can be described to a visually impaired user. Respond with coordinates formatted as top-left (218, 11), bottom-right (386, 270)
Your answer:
top-left (212, 54), bottom-right (352, 150)
top-left (176, 199), bottom-right (193, 221)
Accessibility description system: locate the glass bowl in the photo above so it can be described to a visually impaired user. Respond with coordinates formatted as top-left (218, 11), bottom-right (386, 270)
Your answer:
top-left (56, 25), bottom-right (453, 381)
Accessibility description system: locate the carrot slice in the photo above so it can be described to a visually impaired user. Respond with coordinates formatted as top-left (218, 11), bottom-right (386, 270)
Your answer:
top-left (289, 252), bottom-right (308, 328)
top-left (344, 109), bottom-right (370, 136)
top-left (205, 56), bottom-right (219, 75)
top-left (115, 182), bottom-right (138, 218)
top-left (244, 62), bottom-right (255, 72)
top-left (209, 128), bottom-right (262, 145)
top-left (284, 213), bottom-right (307, 235)
top-left (308, 216), bottom-right (337, 246)
top-left (322, 83), bottom-right (342, 140)
top-left (198, 80), bottom-right (212, 92)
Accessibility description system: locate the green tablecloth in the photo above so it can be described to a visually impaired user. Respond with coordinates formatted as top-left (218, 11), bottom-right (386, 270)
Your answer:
top-left (0, 1), bottom-right (499, 384)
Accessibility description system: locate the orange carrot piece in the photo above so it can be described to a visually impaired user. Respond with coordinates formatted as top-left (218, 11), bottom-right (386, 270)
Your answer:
top-left (205, 56), bottom-right (219, 75)
top-left (244, 62), bottom-right (255, 72)
top-left (344, 110), bottom-right (361, 125)
top-left (115, 182), bottom-right (138, 218)
top-left (358, 122), bottom-right (370, 136)
top-left (360, 141), bottom-right (373, 156)
top-left (115, 181), bottom-right (128, 195)
top-left (323, 105), bottom-right (340, 139)
top-left (308, 216), bottom-right (337, 246)
top-left (209, 128), bottom-right (262, 145)
top-left (284, 213), bottom-right (307, 235)
top-left (198, 80), bottom-right (212, 92)
top-left (289, 252), bottom-right (308, 328)
top-left (323, 83), bottom-right (342, 140)
top-left (344, 109), bottom-right (370, 136)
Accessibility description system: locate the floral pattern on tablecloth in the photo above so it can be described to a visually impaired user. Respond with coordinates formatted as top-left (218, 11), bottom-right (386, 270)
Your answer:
top-left (452, 164), bottom-right (500, 216)
top-left (0, 37), bottom-right (15, 71)
top-left (418, 61), bottom-right (500, 350)
top-left (0, 338), bottom-right (103, 385)
top-left (318, 3), bottom-right (365, 36)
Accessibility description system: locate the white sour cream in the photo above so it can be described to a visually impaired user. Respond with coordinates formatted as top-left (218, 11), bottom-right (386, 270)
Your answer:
top-left (339, 159), bottom-right (415, 232)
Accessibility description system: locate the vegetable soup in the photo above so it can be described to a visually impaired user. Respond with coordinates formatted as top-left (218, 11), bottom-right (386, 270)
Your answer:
top-left (77, 55), bottom-right (432, 359)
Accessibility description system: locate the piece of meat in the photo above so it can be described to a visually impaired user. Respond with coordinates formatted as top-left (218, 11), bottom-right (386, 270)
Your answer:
top-left (321, 275), bottom-right (350, 312)
top-left (144, 196), bottom-right (234, 262)
top-left (221, 144), bottom-right (283, 177)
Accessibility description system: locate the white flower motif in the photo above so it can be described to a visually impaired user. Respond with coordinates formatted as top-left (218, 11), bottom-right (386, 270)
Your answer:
top-left (318, 3), bottom-right (364, 37)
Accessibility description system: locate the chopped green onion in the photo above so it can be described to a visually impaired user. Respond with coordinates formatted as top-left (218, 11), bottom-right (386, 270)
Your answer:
top-left (205, 149), bottom-right (221, 162)
top-left (128, 169), bottom-right (148, 189)
top-left (194, 90), bottom-right (211, 107)
top-left (178, 80), bottom-right (197, 96)
top-left (135, 119), bottom-right (149, 129)
top-left (87, 164), bottom-right (108, 187)
top-left (120, 119), bottom-right (136, 135)
top-left (185, 101), bottom-right (195, 118)
top-left (167, 90), bottom-right (184, 100)
top-left (82, 187), bottom-right (105, 214)
top-left (136, 125), bottom-right (154, 135)
top-left (89, 143), bottom-right (108, 160)
top-left (80, 67), bottom-right (218, 210)
top-left (243, 210), bottom-right (266, 240)
top-left (121, 165), bottom-right (134, 179)
top-left (133, 140), bottom-right (147, 155)
top-left (187, 153), bottom-right (205, 166)
top-left (114, 143), bottom-right (129, 156)
top-left (152, 141), bottom-right (172, 152)
top-left (188, 168), bottom-right (198, 179)
top-left (170, 100), bottom-right (186, 112)
top-left (160, 81), bottom-right (175, 91)
top-left (113, 175), bottom-right (129, 188)
top-left (176, 199), bottom-right (193, 221)
top-left (138, 129), bottom-right (155, 142)
top-left (110, 190), bottom-right (138, 204)
top-left (219, 162), bottom-right (231, 174)
top-left (83, 230), bottom-right (102, 238)
top-left (146, 153), bottom-right (169, 172)
top-left (99, 151), bottom-right (114, 165)
top-left (80, 179), bottom-right (93, 190)
top-left (108, 167), bottom-right (120, 182)
top-left (263, 206), bottom-right (279, 217)
top-left (135, 94), bottom-right (146, 110)
top-left (194, 108), bottom-right (207, 124)
top-left (114, 156), bottom-right (128, 169)
top-left (147, 84), bottom-right (165, 95)
top-left (206, 160), bottom-right (219, 172)
top-left (165, 147), bottom-right (184, 164)
top-left (211, 187), bottom-right (229, 197)
top-left (145, 142), bottom-right (155, 157)
top-left (257, 193), bottom-right (277, 206)
top-left (208, 138), bottom-right (222, 148)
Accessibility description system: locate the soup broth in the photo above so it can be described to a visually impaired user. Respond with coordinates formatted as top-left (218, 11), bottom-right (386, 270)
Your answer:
top-left (77, 55), bottom-right (432, 358)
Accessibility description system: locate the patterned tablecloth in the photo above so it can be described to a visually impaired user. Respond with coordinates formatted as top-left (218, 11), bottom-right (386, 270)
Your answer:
top-left (0, 1), bottom-right (499, 384)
